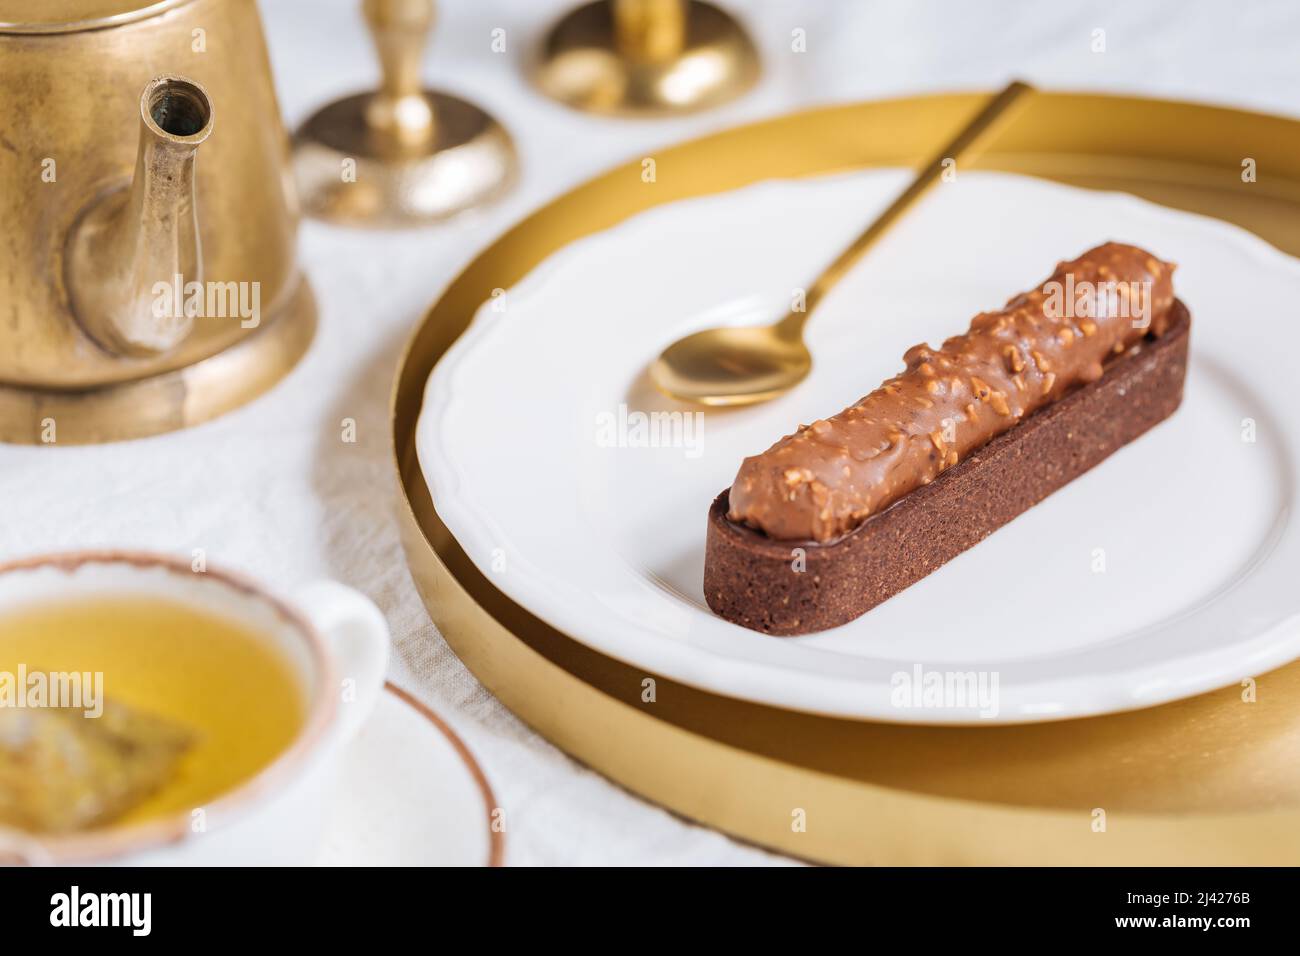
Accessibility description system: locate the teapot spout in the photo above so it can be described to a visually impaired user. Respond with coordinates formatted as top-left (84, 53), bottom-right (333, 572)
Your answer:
top-left (67, 75), bottom-right (213, 357)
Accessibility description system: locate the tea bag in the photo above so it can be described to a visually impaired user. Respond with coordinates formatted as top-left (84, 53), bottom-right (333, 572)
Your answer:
top-left (0, 700), bottom-right (194, 834)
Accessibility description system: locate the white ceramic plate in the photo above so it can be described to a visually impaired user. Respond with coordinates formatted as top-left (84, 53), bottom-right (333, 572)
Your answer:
top-left (417, 170), bottom-right (1299, 723)
top-left (318, 684), bottom-right (501, 865)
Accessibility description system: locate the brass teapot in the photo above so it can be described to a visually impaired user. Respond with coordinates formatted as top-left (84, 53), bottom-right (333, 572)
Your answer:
top-left (0, 0), bottom-right (316, 443)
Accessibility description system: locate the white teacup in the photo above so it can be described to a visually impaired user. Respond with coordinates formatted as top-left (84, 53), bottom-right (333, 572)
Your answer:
top-left (0, 551), bottom-right (389, 866)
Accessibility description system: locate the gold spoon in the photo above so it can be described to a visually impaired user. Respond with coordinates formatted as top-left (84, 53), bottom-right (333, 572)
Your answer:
top-left (650, 80), bottom-right (1035, 406)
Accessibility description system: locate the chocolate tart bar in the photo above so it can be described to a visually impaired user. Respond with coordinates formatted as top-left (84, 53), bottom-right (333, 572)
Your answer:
top-left (704, 299), bottom-right (1190, 636)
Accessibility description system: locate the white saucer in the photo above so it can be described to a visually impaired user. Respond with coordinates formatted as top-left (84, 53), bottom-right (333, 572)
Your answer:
top-left (317, 683), bottom-right (501, 866)
top-left (417, 169), bottom-right (1300, 724)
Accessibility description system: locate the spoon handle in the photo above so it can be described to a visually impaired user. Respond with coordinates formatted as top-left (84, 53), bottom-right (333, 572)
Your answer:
top-left (781, 80), bottom-right (1034, 335)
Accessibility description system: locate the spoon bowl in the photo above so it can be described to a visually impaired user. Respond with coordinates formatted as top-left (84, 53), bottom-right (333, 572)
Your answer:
top-left (651, 322), bottom-right (812, 406)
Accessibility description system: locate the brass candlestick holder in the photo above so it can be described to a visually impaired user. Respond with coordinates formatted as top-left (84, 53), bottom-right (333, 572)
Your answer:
top-left (0, 0), bottom-right (316, 446)
top-left (532, 0), bottom-right (760, 115)
top-left (293, 0), bottom-right (517, 227)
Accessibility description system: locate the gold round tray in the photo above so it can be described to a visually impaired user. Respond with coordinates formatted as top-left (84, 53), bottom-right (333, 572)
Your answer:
top-left (393, 91), bottom-right (1300, 865)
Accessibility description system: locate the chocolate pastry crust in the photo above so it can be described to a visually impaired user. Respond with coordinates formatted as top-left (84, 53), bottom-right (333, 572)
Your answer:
top-left (704, 300), bottom-right (1190, 636)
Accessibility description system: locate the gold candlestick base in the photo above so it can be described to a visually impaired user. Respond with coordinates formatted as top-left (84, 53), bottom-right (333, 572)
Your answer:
top-left (293, 89), bottom-right (516, 227)
top-left (533, 0), bottom-right (759, 116)
top-left (293, 0), bottom-right (516, 227)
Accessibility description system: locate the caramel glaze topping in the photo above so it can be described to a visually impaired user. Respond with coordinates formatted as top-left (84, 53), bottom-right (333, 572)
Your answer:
top-left (727, 242), bottom-right (1176, 543)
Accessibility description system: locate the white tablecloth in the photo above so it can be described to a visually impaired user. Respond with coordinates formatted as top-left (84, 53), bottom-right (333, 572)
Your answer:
top-left (5, 0), bottom-right (1296, 865)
